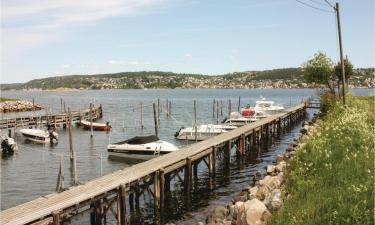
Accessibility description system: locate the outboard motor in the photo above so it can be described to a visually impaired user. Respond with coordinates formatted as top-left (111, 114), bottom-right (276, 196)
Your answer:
top-left (1, 137), bottom-right (17, 155)
top-left (48, 127), bottom-right (58, 143)
top-left (174, 126), bottom-right (184, 138)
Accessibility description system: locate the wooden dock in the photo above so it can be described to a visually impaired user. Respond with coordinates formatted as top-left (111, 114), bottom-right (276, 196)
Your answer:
top-left (0, 105), bottom-right (103, 131)
top-left (0, 104), bottom-right (306, 225)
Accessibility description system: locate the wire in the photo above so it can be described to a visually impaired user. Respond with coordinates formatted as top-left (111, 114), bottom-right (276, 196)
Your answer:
top-left (307, 0), bottom-right (331, 7)
top-left (323, 0), bottom-right (335, 8)
top-left (295, 0), bottom-right (335, 13)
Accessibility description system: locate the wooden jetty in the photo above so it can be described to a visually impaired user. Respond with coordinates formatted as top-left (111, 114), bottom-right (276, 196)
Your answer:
top-left (0, 104), bottom-right (307, 225)
top-left (0, 105), bottom-right (103, 131)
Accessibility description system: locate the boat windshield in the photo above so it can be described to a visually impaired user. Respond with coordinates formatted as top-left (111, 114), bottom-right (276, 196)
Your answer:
top-left (116, 135), bottom-right (160, 145)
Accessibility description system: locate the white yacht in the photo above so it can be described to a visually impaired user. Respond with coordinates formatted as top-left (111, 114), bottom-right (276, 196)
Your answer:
top-left (107, 135), bottom-right (178, 160)
top-left (254, 99), bottom-right (285, 115)
top-left (175, 124), bottom-right (237, 141)
top-left (19, 128), bottom-right (58, 144)
top-left (223, 112), bottom-right (258, 126)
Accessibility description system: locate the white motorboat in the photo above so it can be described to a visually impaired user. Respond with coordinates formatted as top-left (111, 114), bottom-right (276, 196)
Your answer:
top-left (19, 129), bottom-right (58, 144)
top-left (223, 112), bottom-right (258, 126)
top-left (175, 124), bottom-right (237, 141)
top-left (254, 99), bottom-right (285, 115)
top-left (107, 135), bottom-right (178, 160)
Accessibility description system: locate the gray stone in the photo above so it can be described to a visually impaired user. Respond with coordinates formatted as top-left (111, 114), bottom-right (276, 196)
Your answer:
top-left (241, 199), bottom-right (271, 225)
top-left (206, 206), bottom-right (228, 224)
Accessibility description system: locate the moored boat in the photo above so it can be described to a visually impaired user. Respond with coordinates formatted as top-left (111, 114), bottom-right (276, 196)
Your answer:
top-left (19, 128), bottom-right (58, 144)
top-left (1, 135), bottom-right (18, 155)
top-left (79, 120), bottom-right (112, 131)
top-left (254, 99), bottom-right (285, 114)
top-left (107, 135), bottom-right (178, 160)
top-left (175, 124), bottom-right (237, 141)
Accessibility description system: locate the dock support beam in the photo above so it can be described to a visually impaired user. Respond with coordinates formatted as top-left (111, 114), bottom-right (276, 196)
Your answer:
top-left (184, 157), bottom-right (192, 194)
top-left (226, 140), bottom-right (231, 165)
top-left (119, 185), bottom-right (126, 225)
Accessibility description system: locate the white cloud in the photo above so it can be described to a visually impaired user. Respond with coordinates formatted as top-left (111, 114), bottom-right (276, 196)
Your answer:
top-left (2, 0), bottom-right (167, 56)
top-left (184, 53), bottom-right (193, 59)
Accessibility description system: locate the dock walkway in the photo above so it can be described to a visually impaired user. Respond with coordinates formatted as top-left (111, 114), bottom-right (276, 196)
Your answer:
top-left (0, 104), bottom-right (306, 225)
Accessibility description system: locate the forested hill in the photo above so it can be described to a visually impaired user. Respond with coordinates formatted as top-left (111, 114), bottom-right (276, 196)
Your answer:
top-left (1, 67), bottom-right (374, 90)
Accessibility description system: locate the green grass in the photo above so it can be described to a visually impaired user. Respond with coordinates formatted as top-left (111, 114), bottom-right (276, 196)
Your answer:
top-left (0, 97), bottom-right (17, 102)
top-left (267, 95), bottom-right (375, 225)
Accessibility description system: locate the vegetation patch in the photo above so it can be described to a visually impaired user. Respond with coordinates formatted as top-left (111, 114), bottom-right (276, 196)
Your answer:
top-left (267, 95), bottom-right (374, 225)
top-left (0, 97), bottom-right (17, 102)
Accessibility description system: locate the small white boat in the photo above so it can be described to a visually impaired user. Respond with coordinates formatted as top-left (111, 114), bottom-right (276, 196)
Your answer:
top-left (79, 120), bottom-right (112, 131)
top-left (107, 135), bottom-right (178, 160)
top-left (223, 112), bottom-right (258, 126)
top-left (175, 124), bottom-right (237, 141)
top-left (254, 99), bottom-right (285, 115)
top-left (19, 129), bottom-right (58, 144)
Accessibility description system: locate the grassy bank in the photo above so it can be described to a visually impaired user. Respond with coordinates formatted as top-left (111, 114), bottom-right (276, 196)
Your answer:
top-left (268, 95), bottom-right (374, 225)
top-left (0, 97), bottom-right (17, 102)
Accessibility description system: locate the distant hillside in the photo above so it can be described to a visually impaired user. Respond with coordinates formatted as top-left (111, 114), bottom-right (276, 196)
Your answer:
top-left (1, 68), bottom-right (374, 90)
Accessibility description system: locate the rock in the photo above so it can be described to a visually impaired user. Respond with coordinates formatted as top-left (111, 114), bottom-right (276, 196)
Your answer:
top-left (269, 189), bottom-right (283, 211)
top-left (253, 171), bottom-right (262, 182)
top-left (232, 201), bottom-right (245, 224)
top-left (233, 194), bottom-right (248, 203)
top-left (300, 125), bottom-right (309, 134)
top-left (260, 176), bottom-right (281, 190)
top-left (241, 199), bottom-right (271, 225)
top-left (275, 161), bottom-right (286, 173)
top-left (286, 144), bottom-right (294, 152)
top-left (266, 165), bottom-right (276, 174)
top-left (255, 184), bottom-right (271, 201)
top-left (276, 172), bottom-right (285, 184)
top-left (206, 206), bottom-right (228, 224)
top-left (275, 155), bottom-right (284, 163)
top-left (292, 141), bottom-right (298, 148)
top-left (196, 223), bottom-right (204, 225)
top-left (302, 121), bottom-right (308, 126)
top-left (247, 186), bottom-right (258, 200)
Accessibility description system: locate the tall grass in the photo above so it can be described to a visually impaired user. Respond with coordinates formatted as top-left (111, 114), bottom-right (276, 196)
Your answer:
top-left (268, 95), bottom-right (374, 225)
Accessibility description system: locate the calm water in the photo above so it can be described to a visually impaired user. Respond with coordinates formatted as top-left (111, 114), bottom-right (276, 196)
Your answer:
top-left (0, 88), bottom-right (372, 224)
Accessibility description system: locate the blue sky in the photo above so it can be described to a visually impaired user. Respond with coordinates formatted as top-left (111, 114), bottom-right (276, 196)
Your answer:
top-left (1, 0), bottom-right (374, 83)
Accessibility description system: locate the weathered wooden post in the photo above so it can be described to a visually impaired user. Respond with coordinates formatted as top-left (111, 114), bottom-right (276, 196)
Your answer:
top-left (60, 98), bottom-right (63, 113)
top-left (184, 157), bottom-right (192, 195)
top-left (154, 170), bottom-right (161, 224)
top-left (166, 99), bottom-right (169, 118)
top-left (212, 99), bottom-right (216, 118)
top-left (238, 96), bottom-right (241, 112)
top-left (119, 184), bottom-right (127, 225)
top-left (157, 98), bottom-right (160, 123)
top-left (52, 211), bottom-right (60, 225)
top-left (216, 100), bottom-right (219, 124)
top-left (68, 108), bottom-right (77, 185)
top-left (56, 154), bottom-right (64, 192)
top-left (208, 147), bottom-right (216, 177)
top-left (90, 103), bottom-right (94, 138)
top-left (194, 100), bottom-right (197, 142)
top-left (220, 100), bottom-right (223, 116)
top-left (239, 134), bottom-right (245, 156)
top-left (169, 101), bottom-right (172, 116)
top-left (226, 140), bottom-right (231, 165)
top-left (228, 99), bottom-right (232, 115)
top-left (153, 103), bottom-right (158, 137)
top-left (140, 102), bottom-right (144, 129)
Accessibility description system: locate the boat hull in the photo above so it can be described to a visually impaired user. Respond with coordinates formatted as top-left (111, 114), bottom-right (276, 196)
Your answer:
top-left (107, 149), bottom-right (170, 160)
top-left (81, 123), bottom-right (111, 131)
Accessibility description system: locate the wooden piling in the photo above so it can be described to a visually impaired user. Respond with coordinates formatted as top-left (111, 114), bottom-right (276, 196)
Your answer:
top-left (68, 108), bottom-right (77, 185)
top-left (90, 103), bottom-right (93, 138)
top-left (154, 170), bottom-right (161, 224)
top-left (60, 98), bottom-right (63, 113)
top-left (159, 169), bottom-right (165, 224)
top-left (56, 155), bottom-right (64, 192)
top-left (52, 211), bottom-right (60, 225)
top-left (216, 100), bottom-right (219, 124)
top-left (238, 96), bottom-right (241, 112)
top-left (119, 184), bottom-right (126, 225)
top-left (220, 100), bottom-right (223, 116)
top-left (157, 99), bottom-right (160, 123)
top-left (153, 103), bottom-right (158, 137)
top-left (226, 140), bottom-right (231, 165)
top-left (140, 102), bottom-right (144, 129)
top-left (228, 99), bottom-right (232, 115)
top-left (169, 101), bottom-right (172, 116)
top-left (213, 99), bottom-right (216, 118)
top-left (184, 157), bottom-right (192, 194)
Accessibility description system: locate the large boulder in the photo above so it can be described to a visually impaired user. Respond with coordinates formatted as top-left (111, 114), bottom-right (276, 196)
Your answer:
top-left (247, 186), bottom-right (258, 200)
top-left (206, 206), bottom-right (228, 224)
top-left (266, 165), bottom-right (276, 174)
top-left (275, 161), bottom-right (286, 173)
top-left (259, 176), bottom-right (281, 190)
top-left (269, 189), bottom-right (283, 211)
top-left (241, 199), bottom-right (271, 225)
top-left (255, 184), bottom-right (271, 201)
top-left (232, 201), bottom-right (245, 225)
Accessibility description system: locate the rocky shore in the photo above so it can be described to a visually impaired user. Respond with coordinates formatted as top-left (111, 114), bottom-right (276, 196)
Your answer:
top-left (167, 115), bottom-right (321, 225)
top-left (0, 100), bottom-right (42, 113)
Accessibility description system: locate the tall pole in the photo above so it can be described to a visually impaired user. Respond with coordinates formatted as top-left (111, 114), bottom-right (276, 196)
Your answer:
top-left (89, 103), bottom-right (93, 138)
top-left (153, 103), bottom-right (158, 137)
top-left (194, 100), bottom-right (197, 142)
top-left (335, 2), bottom-right (346, 105)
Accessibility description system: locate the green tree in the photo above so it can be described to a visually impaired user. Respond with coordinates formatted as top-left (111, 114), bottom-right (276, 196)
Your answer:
top-left (302, 52), bottom-right (335, 94)
top-left (334, 56), bottom-right (353, 94)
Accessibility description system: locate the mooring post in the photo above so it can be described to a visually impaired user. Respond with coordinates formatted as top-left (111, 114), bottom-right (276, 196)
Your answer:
top-left (212, 99), bottom-right (216, 118)
top-left (157, 98), bottom-right (160, 123)
top-left (140, 102), bottom-right (144, 129)
top-left (237, 96), bottom-right (241, 112)
top-left (56, 154), bottom-right (64, 192)
top-left (166, 99), bottom-right (169, 118)
top-left (153, 103), bottom-right (158, 137)
top-left (68, 108), bottom-right (77, 185)
top-left (220, 100), bottom-right (223, 116)
top-left (169, 101), bottom-right (172, 116)
top-left (119, 184), bottom-right (126, 225)
top-left (239, 134), bottom-right (245, 156)
top-left (194, 100), bottom-right (197, 142)
top-left (60, 98), bottom-right (63, 113)
top-left (228, 99), bottom-right (232, 115)
top-left (90, 103), bottom-right (94, 138)
top-left (216, 100), bottom-right (219, 124)
top-left (208, 146), bottom-right (216, 177)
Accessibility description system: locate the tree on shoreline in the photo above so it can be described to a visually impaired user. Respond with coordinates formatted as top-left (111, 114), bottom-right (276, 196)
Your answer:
top-left (302, 52), bottom-right (336, 94)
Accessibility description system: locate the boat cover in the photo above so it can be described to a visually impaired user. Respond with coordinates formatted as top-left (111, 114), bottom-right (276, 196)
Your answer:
top-left (115, 135), bottom-right (160, 145)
